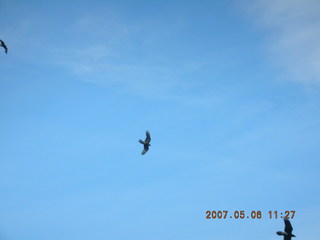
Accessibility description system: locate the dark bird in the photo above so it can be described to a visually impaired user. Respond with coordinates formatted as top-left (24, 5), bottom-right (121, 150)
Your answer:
top-left (277, 219), bottom-right (296, 240)
top-left (139, 131), bottom-right (151, 155)
top-left (0, 39), bottom-right (8, 54)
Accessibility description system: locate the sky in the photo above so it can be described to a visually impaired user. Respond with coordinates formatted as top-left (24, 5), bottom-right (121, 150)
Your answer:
top-left (1, 0), bottom-right (320, 239)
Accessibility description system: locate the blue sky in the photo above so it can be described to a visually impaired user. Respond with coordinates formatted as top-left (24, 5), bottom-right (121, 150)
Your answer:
top-left (1, 0), bottom-right (320, 239)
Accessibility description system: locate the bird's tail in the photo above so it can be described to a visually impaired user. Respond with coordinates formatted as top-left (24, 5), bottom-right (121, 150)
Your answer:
top-left (139, 139), bottom-right (144, 144)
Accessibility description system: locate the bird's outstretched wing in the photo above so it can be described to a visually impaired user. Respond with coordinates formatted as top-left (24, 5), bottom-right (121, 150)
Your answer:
top-left (141, 145), bottom-right (149, 155)
top-left (145, 131), bottom-right (151, 144)
top-left (276, 232), bottom-right (283, 236)
top-left (0, 40), bottom-right (8, 54)
top-left (284, 219), bottom-right (293, 234)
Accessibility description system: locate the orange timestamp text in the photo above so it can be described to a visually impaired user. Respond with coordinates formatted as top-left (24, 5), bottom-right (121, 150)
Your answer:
top-left (206, 210), bottom-right (295, 219)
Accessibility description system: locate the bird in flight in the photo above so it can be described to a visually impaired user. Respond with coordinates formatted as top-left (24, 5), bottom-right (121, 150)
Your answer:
top-left (139, 131), bottom-right (151, 155)
top-left (0, 39), bottom-right (8, 54)
top-left (276, 218), bottom-right (296, 240)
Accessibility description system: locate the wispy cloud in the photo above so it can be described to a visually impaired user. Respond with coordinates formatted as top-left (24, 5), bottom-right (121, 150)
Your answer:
top-left (246, 0), bottom-right (320, 83)
top-left (51, 14), bottom-right (208, 99)
top-left (54, 44), bottom-right (183, 97)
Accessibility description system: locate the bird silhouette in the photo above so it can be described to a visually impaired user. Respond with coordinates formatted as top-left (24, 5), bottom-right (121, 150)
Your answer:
top-left (0, 39), bottom-right (8, 54)
top-left (277, 218), bottom-right (296, 240)
top-left (139, 131), bottom-right (151, 155)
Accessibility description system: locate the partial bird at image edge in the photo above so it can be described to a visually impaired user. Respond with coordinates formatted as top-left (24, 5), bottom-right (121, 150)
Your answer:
top-left (276, 218), bottom-right (296, 240)
top-left (0, 39), bottom-right (8, 54)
